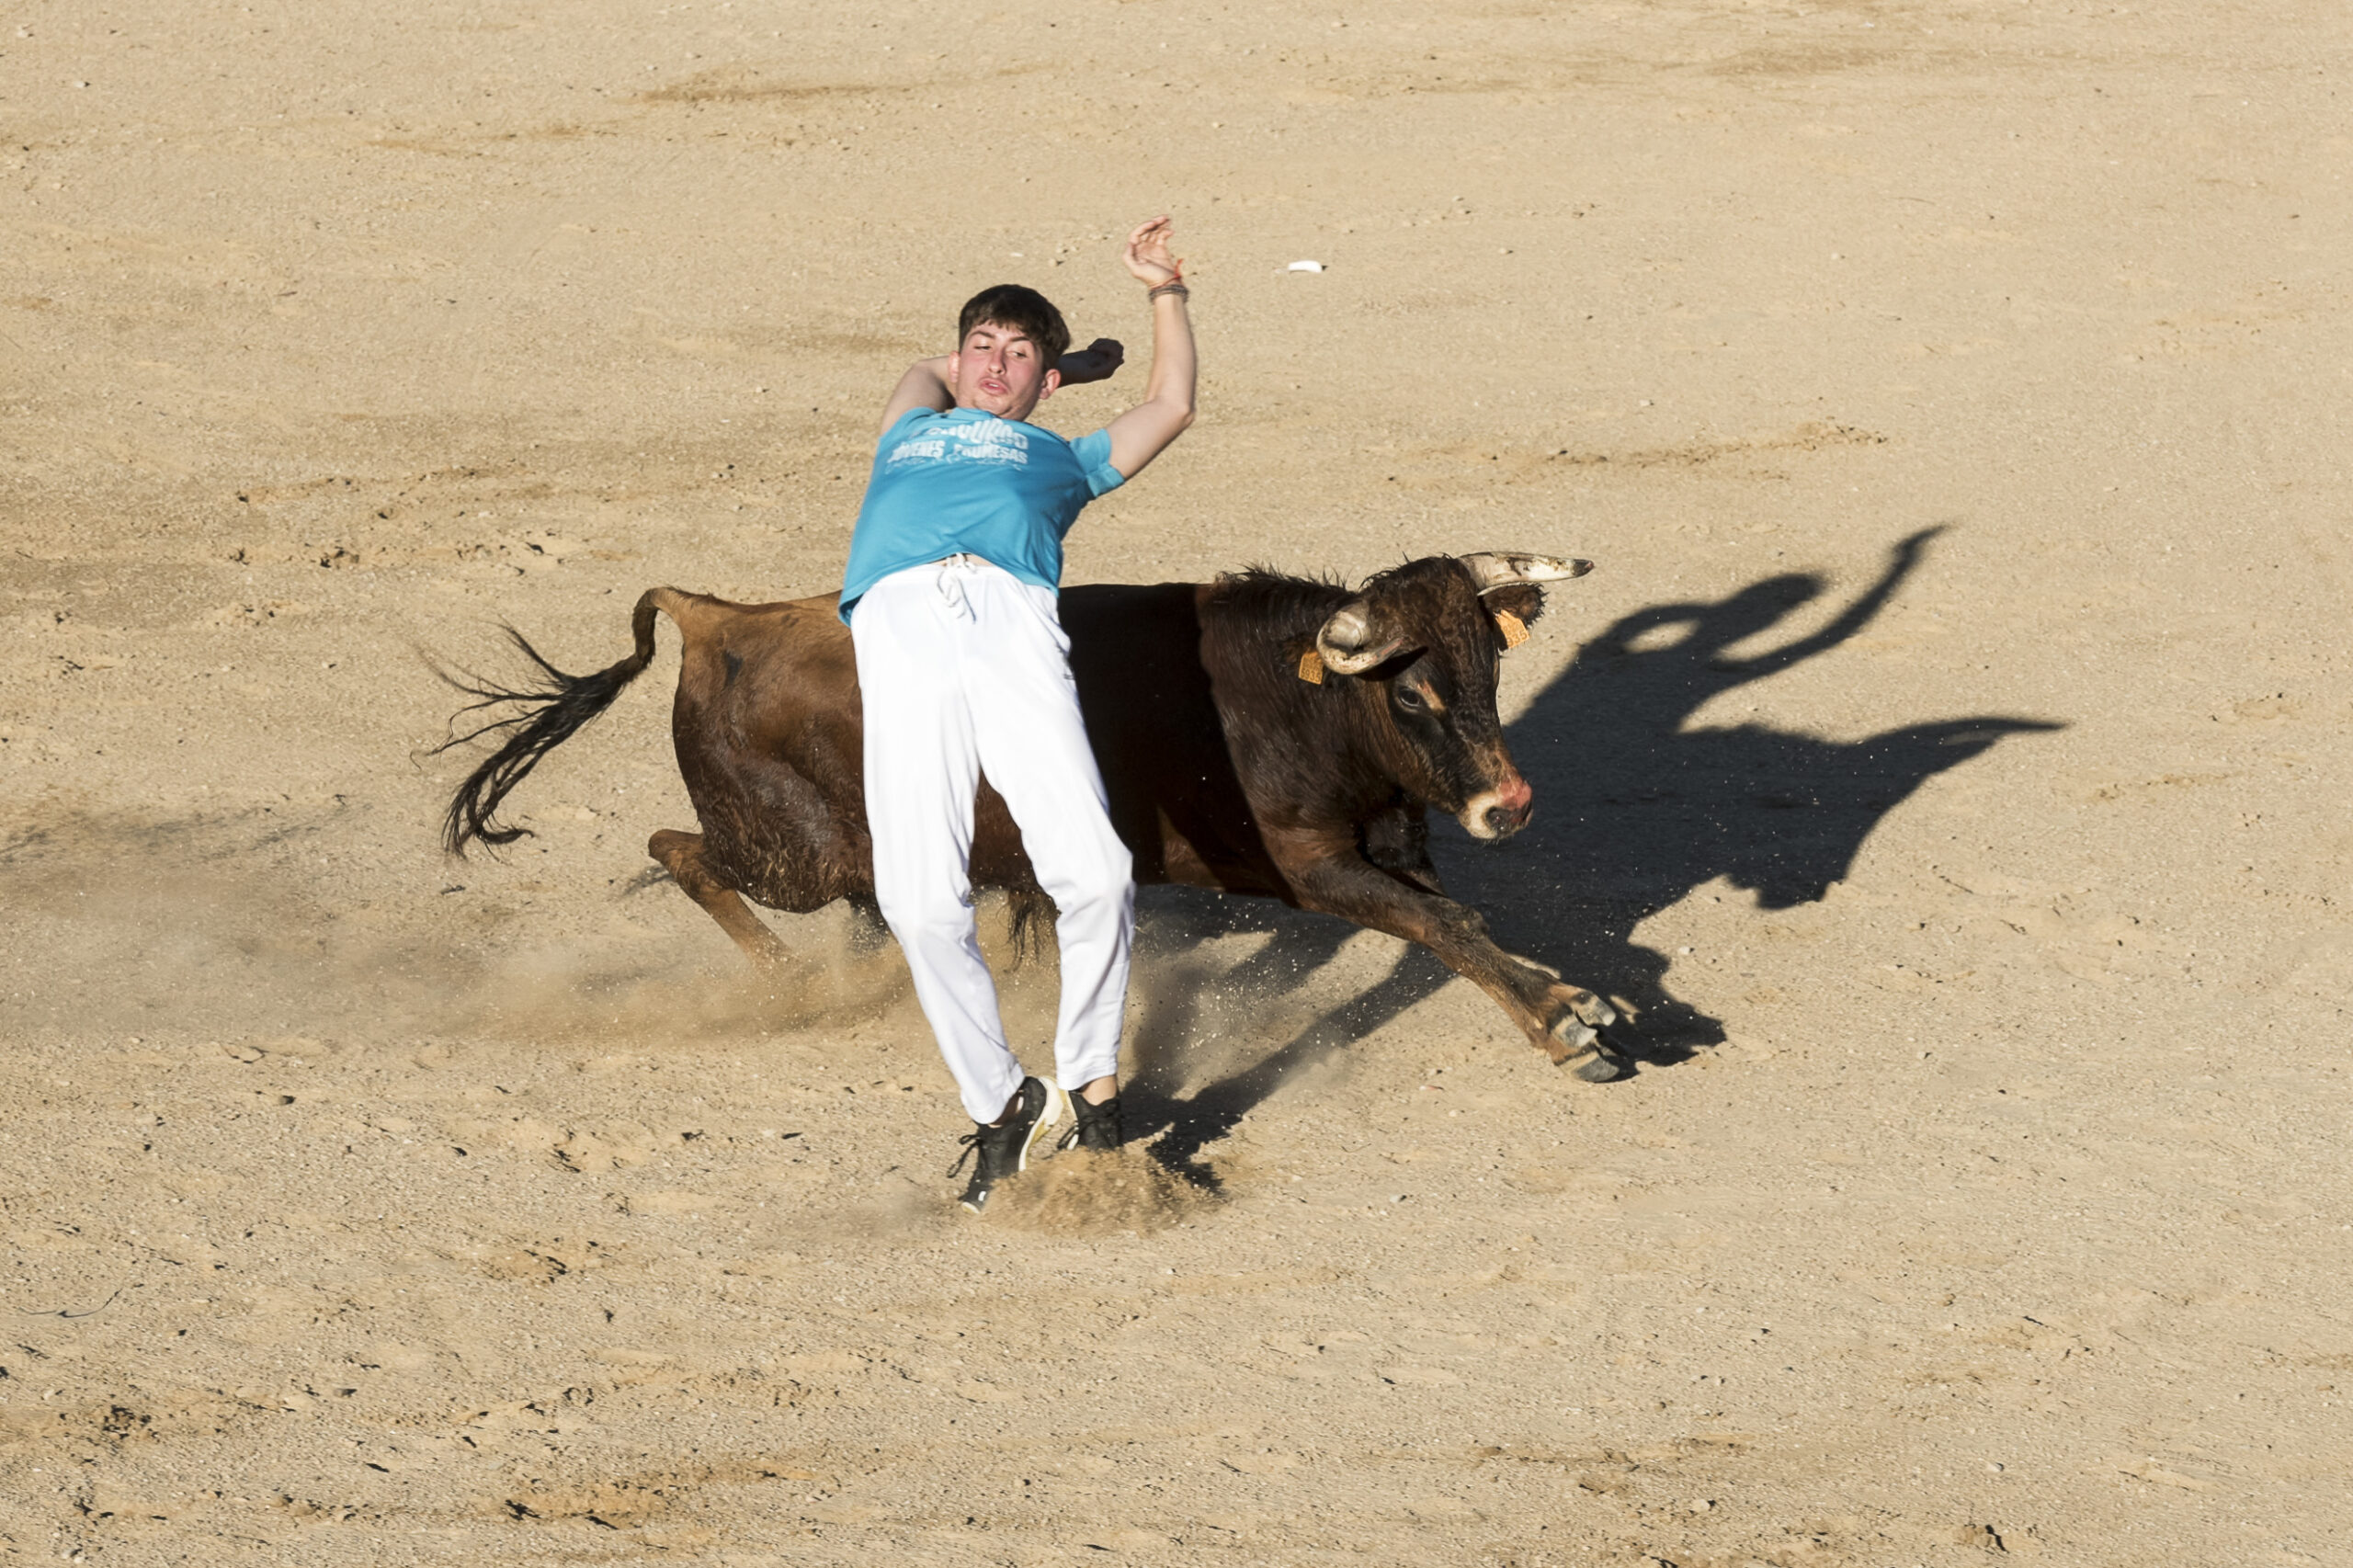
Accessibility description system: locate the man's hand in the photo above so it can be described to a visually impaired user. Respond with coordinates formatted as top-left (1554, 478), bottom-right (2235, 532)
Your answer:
top-left (1056, 337), bottom-right (1126, 387)
top-left (1122, 217), bottom-right (1183, 288)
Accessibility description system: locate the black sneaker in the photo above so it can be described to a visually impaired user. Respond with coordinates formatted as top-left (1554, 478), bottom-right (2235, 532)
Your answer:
top-left (1058, 1093), bottom-right (1122, 1153)
top-left (949, 1076), bottom-right (1063, 1212)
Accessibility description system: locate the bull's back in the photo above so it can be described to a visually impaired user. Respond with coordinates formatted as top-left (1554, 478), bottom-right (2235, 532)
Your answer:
top-left (664, 589), bottom-right (859, 760)
top-left (1063, 584), bottom-right (1290, 897)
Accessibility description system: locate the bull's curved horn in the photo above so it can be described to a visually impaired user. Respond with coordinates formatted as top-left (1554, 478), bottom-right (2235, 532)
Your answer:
top-left (1316, 597), bottom-right (1409, 676)
top-left (1461, 551), bottom-right (1595, 592)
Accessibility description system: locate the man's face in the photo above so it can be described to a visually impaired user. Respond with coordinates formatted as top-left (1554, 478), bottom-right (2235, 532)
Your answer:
top-left (949, 321), bottom-right (1059, 422)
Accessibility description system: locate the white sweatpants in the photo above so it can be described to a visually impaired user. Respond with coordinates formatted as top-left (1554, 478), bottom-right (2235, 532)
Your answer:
top-left (850, 556), bottom-right (1135, 1123)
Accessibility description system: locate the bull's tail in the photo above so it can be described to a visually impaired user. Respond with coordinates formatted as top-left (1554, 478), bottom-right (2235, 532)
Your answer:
top-left (434, 589), bottom-right (675, 855)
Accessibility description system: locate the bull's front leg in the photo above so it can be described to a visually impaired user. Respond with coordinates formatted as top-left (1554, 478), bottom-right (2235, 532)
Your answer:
top-left (1281, 845), bottom-right (1625, 1080)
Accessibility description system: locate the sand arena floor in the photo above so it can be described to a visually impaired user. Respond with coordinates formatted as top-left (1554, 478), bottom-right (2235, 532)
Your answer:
top-left (3, 1), bottom-right (2349, 1562)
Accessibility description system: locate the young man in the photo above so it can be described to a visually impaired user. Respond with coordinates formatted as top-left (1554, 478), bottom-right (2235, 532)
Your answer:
top-left (838, 217), bottom-right (1197, 1210)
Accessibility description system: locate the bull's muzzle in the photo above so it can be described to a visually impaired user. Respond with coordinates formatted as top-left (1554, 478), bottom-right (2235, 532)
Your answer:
top-left (1461, 769), bottom-right (1533, 841)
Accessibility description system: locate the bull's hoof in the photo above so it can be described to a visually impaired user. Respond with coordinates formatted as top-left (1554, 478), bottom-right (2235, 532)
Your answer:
top-left (1566, 989), bottom-right (1618, 1029)
top-left (1547, 1014), bottom-right (1628, 1081)
top-left (1567, 1046), bottom-right (1625, 1083)
top-left (1525, 967), bottom-right (1619, 1032)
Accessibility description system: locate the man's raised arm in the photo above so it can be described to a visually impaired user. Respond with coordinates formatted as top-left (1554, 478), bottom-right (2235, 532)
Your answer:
top-left (1102, 217), bottom-right (1197, 481)
top-left (877, 356), bottom-right (957, 437)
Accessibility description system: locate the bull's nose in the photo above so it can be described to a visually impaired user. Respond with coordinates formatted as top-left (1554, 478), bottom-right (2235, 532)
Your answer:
top-left (1483, 801), bottom-right (1531, 836)
top-left (1483, 773), bottom-right (1534, 836)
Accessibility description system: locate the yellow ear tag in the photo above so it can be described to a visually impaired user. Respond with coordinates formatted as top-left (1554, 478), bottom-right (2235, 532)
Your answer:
top-left (1297, 647), bottom-right (1326, 684)
top-left (1494, 608), bottom-right (1529, 650)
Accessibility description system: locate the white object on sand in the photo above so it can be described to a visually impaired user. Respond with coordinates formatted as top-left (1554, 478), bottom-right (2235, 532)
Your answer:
top-left (1287, 259), bottom-right (1326, 273)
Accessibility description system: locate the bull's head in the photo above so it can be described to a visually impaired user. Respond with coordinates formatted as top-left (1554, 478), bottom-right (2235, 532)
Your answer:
top-left (1316, 551), bottom-right (1592, 841)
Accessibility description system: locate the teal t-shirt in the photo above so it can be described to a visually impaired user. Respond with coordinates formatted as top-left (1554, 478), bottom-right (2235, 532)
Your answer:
top-left (838, 407), bottom-right (1126, 623)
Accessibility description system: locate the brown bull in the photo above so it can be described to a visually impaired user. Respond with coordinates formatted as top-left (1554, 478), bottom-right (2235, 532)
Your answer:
top-left (439, 551), bottom-right (1627, 1080)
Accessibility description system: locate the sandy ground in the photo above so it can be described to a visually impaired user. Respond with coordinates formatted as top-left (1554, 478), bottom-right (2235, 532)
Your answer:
top-left (4, 0), bottom-right (2350, 1562)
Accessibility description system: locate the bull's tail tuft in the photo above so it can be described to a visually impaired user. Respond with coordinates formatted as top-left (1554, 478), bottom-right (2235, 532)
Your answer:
top-left (433, 591), bottom-right (667, 855)
top-left (1006, 886), bottom-right (1058, 968)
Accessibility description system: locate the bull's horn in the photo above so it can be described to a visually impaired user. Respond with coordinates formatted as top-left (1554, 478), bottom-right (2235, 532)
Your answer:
top-left (1316, 597), bottom-right (1409, 675)
top-left (1461, 551), bottom-right (1595, 591)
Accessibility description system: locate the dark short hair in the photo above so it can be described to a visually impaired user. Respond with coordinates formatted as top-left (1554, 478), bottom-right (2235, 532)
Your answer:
top-left (957, 284), bottom-right (1070, 367)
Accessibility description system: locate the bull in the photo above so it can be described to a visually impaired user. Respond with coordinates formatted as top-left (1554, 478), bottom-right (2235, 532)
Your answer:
top-left (438, 551), bottom-right (1627, 1080)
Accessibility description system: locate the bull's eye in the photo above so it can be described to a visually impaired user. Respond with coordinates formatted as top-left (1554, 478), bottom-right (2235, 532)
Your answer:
top-left (1394, 685), bottom-right (1427, 712)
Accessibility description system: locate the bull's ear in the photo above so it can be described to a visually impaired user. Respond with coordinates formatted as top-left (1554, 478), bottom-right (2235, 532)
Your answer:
top-left (1317, 597), bottom-right (1411, 676)
top-left (1482, 582), bottom-right (1545, 632)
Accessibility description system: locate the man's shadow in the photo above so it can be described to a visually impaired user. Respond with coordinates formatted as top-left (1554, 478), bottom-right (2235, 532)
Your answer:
top-left (1124, 527), bottom-right (2061, 1169)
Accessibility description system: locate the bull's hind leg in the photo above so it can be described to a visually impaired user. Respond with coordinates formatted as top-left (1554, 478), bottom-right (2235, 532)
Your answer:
top-left (648, 828), bottom-right (790, 970)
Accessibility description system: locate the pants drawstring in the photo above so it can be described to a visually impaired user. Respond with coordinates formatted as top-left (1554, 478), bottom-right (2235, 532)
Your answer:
top-left (936, 553), bottom-right (982, 620)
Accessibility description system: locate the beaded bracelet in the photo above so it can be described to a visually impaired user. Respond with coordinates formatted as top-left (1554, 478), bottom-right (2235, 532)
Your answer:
top-left (1147, 280), bottom-right (1191, 301)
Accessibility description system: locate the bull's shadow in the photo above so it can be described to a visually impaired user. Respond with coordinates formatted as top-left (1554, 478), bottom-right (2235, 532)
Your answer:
top-left (1128, 527), bottom-right (2061, 1165)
